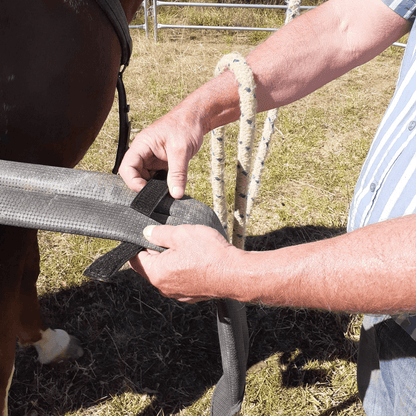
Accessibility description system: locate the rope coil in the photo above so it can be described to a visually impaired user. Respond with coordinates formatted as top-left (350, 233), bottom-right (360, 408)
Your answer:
top-left (211, 53), bottom-right (257, 248)
top-left (210, 0), bottom-right (300, 252)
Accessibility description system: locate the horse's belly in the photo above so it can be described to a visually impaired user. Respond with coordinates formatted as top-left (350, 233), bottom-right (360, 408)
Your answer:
top-left (0, 0), bottom-right (121, 167)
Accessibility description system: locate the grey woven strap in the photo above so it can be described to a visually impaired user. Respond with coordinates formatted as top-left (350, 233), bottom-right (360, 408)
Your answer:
top-left (0, 159), bottom-right (248, 415)
top-left (213, 299), bottom-right (249, 416)
top-left (0, 160), bottom-right (221, 248)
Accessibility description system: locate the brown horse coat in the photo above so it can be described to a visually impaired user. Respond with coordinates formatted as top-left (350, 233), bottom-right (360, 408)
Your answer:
top-left (0, 0), bottom-right (141, 413)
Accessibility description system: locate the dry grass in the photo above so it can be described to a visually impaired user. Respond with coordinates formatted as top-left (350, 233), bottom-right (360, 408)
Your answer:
top-left (8, 10), bottom-right (406, 416)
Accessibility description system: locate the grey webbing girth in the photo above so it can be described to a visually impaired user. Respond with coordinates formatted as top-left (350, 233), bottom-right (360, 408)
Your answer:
top-left (0, 160), bottom-right (248, 415)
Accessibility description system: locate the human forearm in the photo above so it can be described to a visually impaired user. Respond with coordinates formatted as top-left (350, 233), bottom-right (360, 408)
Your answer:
top-left (132, 214), bottom-right (416, 311)
top-left (175, 0), bottom-right (410, 135)
top-left (232, 215), bottom-right (416, 313)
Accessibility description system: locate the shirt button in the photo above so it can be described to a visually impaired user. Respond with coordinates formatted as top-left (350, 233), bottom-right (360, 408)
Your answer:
top-left (370, 183), bottom-right (376, 192)
top-left (409, 121), bottom-right (416, 131)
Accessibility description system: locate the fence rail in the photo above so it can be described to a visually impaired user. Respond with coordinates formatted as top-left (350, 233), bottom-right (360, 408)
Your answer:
top-left (153, 1), bottom-right (313, 41)
top-left (129, 0), bottom-right (149, 37)
top-left (131, 0), bottom-right (406, 48)
top-left (155, 2), bottom-right (314, 9)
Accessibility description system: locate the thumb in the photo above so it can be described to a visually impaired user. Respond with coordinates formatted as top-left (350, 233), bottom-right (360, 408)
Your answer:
top-left (143, 224), bottom-right (173, 248)
top-left (167, 148), bottom-right (191, 199)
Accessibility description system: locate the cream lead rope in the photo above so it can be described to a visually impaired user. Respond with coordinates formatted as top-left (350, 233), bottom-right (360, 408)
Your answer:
top-left (210, 4), bottom-right (301, 415)
top-left (211, 53), bottom-right (257, 248)
top-left (211, 0), bottom-right (301, 252)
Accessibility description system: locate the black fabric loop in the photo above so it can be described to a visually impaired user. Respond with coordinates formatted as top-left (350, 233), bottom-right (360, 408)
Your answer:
top-left (84, 173), bottom-right (169, 281)
top-left (83, 242), bottom-right (145, 281)
top-left (130, 175), bottom-right (169, 216)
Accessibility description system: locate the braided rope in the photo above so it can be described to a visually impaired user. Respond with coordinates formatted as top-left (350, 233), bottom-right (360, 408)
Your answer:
top-left (211, 0), bottom-right (301, 251)
top-left (285, 0), bottom-right (301, 24)
top-left (211, 53), bottom-right (257, 248)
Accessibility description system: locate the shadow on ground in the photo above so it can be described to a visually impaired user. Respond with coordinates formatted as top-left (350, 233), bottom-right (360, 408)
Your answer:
top-left (9, 225), bottom-right (360, 415)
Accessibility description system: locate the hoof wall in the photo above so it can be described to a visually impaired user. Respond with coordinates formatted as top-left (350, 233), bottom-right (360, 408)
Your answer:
top-left (50, 336), bottom-right (84, 363)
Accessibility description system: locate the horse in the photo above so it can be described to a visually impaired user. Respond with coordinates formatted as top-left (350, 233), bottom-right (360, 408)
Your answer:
top-left (0, 0), bottom-right (142, 413)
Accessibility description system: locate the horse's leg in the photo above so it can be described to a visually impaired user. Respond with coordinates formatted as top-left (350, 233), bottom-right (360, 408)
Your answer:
top-left (0, 226), bottom-right (84, 415)
top-left (0, 226), bottom-right (30, 416)
top-left (0, 343), bottom-right (14, 416)
top-left (0, 316), bottom-right (16, 416)
top-left (16, 230), bottom-right (83, 364)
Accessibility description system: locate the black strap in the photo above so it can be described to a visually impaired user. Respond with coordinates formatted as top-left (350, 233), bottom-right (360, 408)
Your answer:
top-left (84, 171), bottom-right (169, 281)
top-left (94, 0), bottom-right (132, 68)
top-left (129, 170), bottom-right (169, 215)
top-left (112, 73), bottom-right (131, 174)
top-left (94, 0), bottom-right (133, 174)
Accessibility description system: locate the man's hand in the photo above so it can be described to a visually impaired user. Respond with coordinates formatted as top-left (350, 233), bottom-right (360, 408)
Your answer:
top-left (119, 108), bottom-right (204, 199)
top-left (129, 224), bottom-right (238, 303)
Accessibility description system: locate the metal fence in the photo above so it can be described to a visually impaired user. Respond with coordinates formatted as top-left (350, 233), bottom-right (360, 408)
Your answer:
top-left (131, 0), bottom-right (407, 48)
top-left (129, 0), bottom-right (150, 37)
top-left (152, 1), bottom-right (314, 41)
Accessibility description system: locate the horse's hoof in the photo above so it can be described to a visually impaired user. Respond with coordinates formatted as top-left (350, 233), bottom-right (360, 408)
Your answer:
top-left (35, 328), bottom-right (84, 364)
top-left (57, 335), bottom-right (84, 362)
top-left (47, 335), bottom-right (84, 364)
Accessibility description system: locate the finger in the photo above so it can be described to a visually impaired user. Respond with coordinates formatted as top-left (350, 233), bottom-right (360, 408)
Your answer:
top-left (119, 148), bottom-right (148, 192)
top-left (129, 248), bottom-right (159, 277)
top-left (166, 145), bottom-right (191, 199)
top-left (119, 143), bottom-right (167, 192)
top-left (177, 297), bottom-right (212, 303)
top-left (159, 291), bottom-right (208, 303)
top-left (128, 252), bottom-right (147, 277)
top-left (122, 166), bottom-right (149, 193)
top-left (143, 224), bottom-right (174, 248)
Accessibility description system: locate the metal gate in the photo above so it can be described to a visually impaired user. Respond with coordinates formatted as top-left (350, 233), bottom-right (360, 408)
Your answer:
top-left (132, 0), bottom-right (406, 47)
top-left (130, 0), bottom-right (150, 37)
top-left (152, 1), bottom-right (313, 41)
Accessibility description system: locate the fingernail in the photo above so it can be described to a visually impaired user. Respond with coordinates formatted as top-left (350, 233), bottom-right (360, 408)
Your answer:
top-left (172, 186), bottom-right (182, 199)
top-left (143, 225), bottom-right (155, 240)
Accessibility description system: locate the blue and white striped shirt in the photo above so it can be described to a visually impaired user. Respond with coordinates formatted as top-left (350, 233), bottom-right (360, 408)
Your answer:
top-left (347, 0), bottom-right (416, 338)
top-left (381, 0), bottom-right (416, 21)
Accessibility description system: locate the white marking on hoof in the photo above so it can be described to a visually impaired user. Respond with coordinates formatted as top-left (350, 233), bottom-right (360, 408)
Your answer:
top-left (34, 328), bottom-right (83, 364)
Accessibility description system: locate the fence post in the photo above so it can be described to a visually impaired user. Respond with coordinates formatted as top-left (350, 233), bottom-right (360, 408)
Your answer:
top-left (128, 0), bottom-right (150, 38)
top-left (144, 0), bottom-right (149, 37)
top-left (154, 0), bottom-right (159, 41)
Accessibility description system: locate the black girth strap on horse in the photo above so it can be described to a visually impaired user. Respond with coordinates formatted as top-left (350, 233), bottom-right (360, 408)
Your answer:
top-left (0, 159), bottom-right (249, 415)
top-left (95, 0), bottom-right (133, 174)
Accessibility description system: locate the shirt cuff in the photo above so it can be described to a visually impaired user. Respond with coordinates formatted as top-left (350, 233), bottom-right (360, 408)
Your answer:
top-left (382, 0), bottom-right (416, 20)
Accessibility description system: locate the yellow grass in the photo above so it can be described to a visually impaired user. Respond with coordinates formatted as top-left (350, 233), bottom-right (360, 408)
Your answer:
top-left (11, 8), bottom-right (406, 415)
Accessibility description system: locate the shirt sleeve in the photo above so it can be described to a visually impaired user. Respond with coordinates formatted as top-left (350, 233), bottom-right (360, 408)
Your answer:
top-left (381, 0), bottom-right (416, 20)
